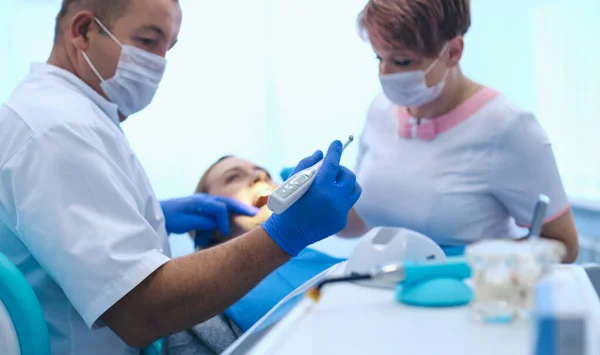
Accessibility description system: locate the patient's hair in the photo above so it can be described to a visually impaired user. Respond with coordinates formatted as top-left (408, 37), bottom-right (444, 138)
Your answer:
top-left (54, 0), bottom-right (131, 39)
top-left (194, 156), bottom-right (233, 194)
top-left (358, 0), bottom-right (471, 57)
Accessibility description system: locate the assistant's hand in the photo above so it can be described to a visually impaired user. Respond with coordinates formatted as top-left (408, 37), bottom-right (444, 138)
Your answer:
top-left (262, 141), bottom-right (362, 256)
top-left (160, 194), bottom-right (260, 235)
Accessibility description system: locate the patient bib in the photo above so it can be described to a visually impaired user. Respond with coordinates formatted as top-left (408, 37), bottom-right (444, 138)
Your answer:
top-left (224, 248), bottom-right (345, 332)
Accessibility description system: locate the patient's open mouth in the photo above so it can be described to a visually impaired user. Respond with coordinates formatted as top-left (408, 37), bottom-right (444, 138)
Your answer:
top-left (253, 189), bottom-right (272, 208)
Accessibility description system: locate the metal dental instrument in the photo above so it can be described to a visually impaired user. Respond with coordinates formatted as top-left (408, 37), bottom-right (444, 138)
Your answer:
top-left (526, 194), bottom-right (550, 239)
top-left (267, 135), bottom-right (354, 214)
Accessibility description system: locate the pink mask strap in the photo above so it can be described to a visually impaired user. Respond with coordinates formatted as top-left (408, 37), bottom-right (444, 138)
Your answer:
top-left (424, 42), bottom-right (450, 75)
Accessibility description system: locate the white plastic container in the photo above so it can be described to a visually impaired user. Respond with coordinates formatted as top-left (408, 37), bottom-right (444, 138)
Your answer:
top-left (344, 227), bottom-right (446, 289)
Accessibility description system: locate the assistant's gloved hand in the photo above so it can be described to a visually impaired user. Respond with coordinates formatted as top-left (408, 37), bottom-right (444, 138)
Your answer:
top-left (280, 167), bottom-right (294, 182)
top-left (262, 141), bottom-right (362, 256)
top-left (160, 194), bottom-right (260, 235)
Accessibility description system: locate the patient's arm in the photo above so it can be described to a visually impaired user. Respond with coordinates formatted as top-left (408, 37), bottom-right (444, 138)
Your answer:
top-left (337, 208), bottom-right (370, 238)
top-left (100, 227), bottom-right (289, 348)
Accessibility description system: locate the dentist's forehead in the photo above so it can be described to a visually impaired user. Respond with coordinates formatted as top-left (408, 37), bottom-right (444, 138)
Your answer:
top-left (126, 0), bottom-right (182, 43)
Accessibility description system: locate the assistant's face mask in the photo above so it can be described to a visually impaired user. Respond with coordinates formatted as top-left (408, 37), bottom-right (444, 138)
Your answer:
top-left (81, 17), bottom-right (167, 117)
top-left (379, 43), bottom-right (449, 108)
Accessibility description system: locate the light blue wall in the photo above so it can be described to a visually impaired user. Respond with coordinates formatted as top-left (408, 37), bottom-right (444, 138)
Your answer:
top-left (573, 208), bottom-right (600, 240)
top-left (1, 0), bottom-right (599, 258)
top-left (0, 0), bottom-right (17, 100)
top-left (462, 0), bottom-right (538, 112)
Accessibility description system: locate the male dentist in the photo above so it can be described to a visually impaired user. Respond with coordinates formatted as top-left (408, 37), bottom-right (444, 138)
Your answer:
top-left (0, 0), bottom-right (361, 353)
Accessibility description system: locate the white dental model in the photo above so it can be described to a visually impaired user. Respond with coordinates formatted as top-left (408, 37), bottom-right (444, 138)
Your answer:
top-left (466, 238), bottom-right (565, 322)
top-left (466, 194), bottom-right (567, 322)
top-left (267, 136), bottom-right (354, 215)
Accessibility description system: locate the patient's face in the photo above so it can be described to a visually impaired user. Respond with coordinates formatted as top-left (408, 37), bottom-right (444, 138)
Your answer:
top-left (204, 157), bottom-right (278, 238)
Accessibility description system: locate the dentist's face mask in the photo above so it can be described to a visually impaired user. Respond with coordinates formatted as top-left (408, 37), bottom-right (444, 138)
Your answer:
top-left (81, 18), bottom-right (167, 117)
top-left (379, 44), bottom-right (449, 108)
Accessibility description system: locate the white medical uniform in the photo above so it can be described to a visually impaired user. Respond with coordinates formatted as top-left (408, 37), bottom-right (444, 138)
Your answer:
top-left (0, 63), bottom-right (171, 354)
top-left (355, 87), bottom-right (569, 246)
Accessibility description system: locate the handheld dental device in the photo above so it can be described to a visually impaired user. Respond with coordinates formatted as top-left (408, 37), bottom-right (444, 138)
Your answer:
top-left (267, 135), bottom-right (354, 214)
top-left (527, 194), bottom-right (550, 238)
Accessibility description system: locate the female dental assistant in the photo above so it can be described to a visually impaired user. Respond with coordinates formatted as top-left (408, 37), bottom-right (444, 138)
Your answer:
top-left (341, 0), bottom-right (579, 262)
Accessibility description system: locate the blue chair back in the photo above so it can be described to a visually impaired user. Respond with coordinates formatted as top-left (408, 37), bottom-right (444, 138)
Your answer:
top-left (0, 252), bottom-right (51, 355)
top-left (141, 338), bottom-right (164, 355)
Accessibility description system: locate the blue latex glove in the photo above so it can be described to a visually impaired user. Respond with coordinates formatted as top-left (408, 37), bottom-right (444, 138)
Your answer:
top-left (160, 194), bottom-right (260, 235)
top-left (262, 141), bottom-right (362, 256)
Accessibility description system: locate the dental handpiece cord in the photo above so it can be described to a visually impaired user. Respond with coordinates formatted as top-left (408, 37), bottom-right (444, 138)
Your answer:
top-left (267, 135), bottom-right (354, 215)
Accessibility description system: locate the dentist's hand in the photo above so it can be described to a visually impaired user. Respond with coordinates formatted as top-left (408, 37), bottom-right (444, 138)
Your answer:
top-left (262, 141), bottom-right (362, 256)
top-left (160, 194), bottom-right (260, 235)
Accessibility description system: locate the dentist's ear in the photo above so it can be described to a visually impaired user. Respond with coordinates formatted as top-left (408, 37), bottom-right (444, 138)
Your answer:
top-left (70, 11), bottom-right (95, 51)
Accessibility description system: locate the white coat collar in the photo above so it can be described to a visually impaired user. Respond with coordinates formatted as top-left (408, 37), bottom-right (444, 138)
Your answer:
top-left (30, 63), bottom-right (121, 128)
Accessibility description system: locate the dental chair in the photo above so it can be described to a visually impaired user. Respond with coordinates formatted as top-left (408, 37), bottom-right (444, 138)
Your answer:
top-left (0, 252), bottom-right (163, 355)
top-left (0, 252), bottom-right (50, 355)
top-left (141, 339), bottom-right (164, 355)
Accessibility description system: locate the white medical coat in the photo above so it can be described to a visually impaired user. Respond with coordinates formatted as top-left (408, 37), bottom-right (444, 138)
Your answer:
top-left (355, 87), bottom-right (569, 246)
top-left (0, 63), bottom-right (171, 354)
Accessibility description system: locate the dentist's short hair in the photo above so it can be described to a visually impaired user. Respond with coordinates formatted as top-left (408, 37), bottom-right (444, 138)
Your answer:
top-left (54, 0), bottom-right (131, 39)
top-left (358, 0), bottom-right (471, 57)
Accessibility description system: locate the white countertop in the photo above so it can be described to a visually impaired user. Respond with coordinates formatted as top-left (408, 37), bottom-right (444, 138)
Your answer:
top-left (226, 263), bottom-right (600, 355)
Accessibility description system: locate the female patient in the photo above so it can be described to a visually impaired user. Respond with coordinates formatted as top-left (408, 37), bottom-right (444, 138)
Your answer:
top-left (164, 156), bottom-right (345, 354)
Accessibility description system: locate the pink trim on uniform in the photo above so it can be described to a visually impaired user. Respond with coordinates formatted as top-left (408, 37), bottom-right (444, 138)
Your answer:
top-left (517, 203), bottom-right (571, 228)
top-left (397, 87), bottom-right (501, 139)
